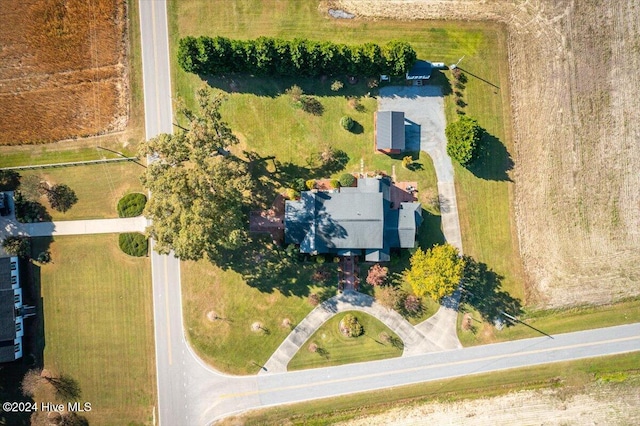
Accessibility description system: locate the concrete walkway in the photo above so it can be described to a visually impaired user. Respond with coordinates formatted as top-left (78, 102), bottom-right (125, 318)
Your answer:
top-left (1, 216), bottom-right (147, 238)
top-left (260, 291), bottom-right (448, 375)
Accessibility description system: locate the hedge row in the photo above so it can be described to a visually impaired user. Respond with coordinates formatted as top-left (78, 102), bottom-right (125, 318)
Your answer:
top-left (178, 36), bottom-right (417, 77)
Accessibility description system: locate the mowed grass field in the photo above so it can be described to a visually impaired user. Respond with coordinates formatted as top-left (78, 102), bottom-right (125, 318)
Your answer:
top-left (182, 259), bottom-right (333, 374)
top-left (288, 312), bottom-right (403, 371)
top-left (18, 162), bottom-right (145, 220)
top-left (37, 235), bottom-right (155, 425)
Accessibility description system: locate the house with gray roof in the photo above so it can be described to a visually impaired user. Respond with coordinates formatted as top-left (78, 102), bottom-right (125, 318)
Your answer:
top-left (375, 111), bottom-right (406, 154)
top-left (285, 177), bottom-right (422, 262)
top-left (0, 256), bottom-right (24, 363)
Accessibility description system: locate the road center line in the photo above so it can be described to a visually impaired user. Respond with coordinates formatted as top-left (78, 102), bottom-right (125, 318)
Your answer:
top-left (220, 334), bottom-right (640, 399)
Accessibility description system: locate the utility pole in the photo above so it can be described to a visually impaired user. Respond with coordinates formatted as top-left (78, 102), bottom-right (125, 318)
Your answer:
top-left (449, 55), bottom-right (465, 70)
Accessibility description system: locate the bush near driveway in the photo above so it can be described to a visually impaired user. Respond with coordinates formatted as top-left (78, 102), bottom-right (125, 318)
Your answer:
top-left (117, 193), bottom-right (147, 217)
top-left (445, 116), bottom-right (482, 166)
top-left (118, 233), bottom-right (148, 257)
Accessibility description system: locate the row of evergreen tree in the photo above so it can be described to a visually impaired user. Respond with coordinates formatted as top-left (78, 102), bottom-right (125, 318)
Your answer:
top-left (178, 36), bottom-right (417, 77)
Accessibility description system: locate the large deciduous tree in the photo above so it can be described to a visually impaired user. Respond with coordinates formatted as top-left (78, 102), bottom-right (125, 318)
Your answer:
top-left (44, 184), bottom-right (78, 213)
top-left (139, 88), bottom-right (252, 261)
top-left (445, 116), bottom-right (482, 166)
top-left (405, 243), bottom-right (465, 301)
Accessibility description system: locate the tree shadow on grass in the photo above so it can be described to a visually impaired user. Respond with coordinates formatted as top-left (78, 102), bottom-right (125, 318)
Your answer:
top-left (0, 170), bottom-right (20, 191)
top-left (348, 120), bottom-right (364, 135)
top-left (467, 129), bottom-right (514, 181)
top-left (427, 69), bottom-right (452, 96)
top-left (204, 74), bottom-right (374, 98)
top-left (460, 257), bottom-right (522, 323)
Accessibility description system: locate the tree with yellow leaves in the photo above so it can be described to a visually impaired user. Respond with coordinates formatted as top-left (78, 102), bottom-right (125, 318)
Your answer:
top-left (405, 243), bottom-right (464, 301)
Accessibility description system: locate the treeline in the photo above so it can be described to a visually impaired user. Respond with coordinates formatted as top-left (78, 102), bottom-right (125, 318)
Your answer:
top-left (178, 36), bottom-right (417, 77)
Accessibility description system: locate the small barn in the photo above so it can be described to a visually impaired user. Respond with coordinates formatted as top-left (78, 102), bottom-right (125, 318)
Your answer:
top-left (375, 111), bottom-right (405, 154)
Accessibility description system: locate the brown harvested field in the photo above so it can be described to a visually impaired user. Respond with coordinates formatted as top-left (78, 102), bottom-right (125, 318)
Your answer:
top-left (337, 0), bottom-right (640, 308)
top-left (0, 0), bottom-right (128, 145)
top-left (338, 384), bottom-right (640, 426)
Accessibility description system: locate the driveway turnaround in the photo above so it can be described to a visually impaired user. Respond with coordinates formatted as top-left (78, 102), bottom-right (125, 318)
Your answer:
top-left (261, 291), bottom-right (445, 375)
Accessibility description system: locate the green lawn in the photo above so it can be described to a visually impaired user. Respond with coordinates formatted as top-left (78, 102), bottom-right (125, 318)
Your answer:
top-left (444, 27), bottom-right (525, 302)
top-left (17, 162), bottom-right (145, 220)
top-left (288, 312), bottom-right (403, 371)
top-left (458, 297), bottom-right (640, 346)
top-left (182, 257), bottom-right (337, 374)
top-left (35, 235), bottom-right (155, 425)
top-left (221, 352), bottom-right (640, 426)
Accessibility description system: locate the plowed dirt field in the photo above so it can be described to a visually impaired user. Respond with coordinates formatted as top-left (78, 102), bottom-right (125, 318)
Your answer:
top-left (0, 0), bottom-right (128, 145)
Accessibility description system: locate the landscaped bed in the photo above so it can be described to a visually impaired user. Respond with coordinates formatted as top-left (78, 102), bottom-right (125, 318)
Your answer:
top-left (288, 311), bottom-right (403, 371)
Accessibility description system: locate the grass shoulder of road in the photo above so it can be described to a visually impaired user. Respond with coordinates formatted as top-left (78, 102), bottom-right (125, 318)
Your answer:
top-left (220, 351), bottom-right (640, 426)
top-left (35, 234), bottom-right (156, 425)
top-left (288, 312), bottom-right (403, 371)
top-left (458, 297), bottom-right (640, 346)
top-left (18, 162), bottom-right (145, 220)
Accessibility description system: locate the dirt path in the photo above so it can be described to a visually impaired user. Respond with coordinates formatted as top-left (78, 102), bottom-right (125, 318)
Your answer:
top-left (337, 0), bottom-right (640, 308)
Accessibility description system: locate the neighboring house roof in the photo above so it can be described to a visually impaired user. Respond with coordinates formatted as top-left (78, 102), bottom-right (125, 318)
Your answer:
top-left (0, 289), bottom-right (15, 341)
top-left (376, 111), bottom-right (405, 152)
top-left (0, 257), bottom-right (21, 363)
top-left (406, 60), bottom-right (432, 80)
top-left (285, 178), bottom-right (421, 258)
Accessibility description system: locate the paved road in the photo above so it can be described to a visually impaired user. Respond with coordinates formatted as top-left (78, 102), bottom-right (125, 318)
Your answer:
top-left (210, 323), bottom-right (640, 424)
top-left (138, 1), bottom-right (193, 425)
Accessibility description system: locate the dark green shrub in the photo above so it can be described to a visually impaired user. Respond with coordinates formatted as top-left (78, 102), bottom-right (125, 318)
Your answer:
top-left (338, 173), bottom-right (356, 187)
top-left (118, 233), bottom-right (148, 257)
top-left (445, 116), bottom-right (482, 166)
top-left (117, 193), bottom-right (147, 218)
top-left (178, 36), bottom-right (417, 77)
top-left (340, 116), bottom-right (354, 131)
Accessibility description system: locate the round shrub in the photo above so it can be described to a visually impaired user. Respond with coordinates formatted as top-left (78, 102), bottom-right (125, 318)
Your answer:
top-left (338, 173), bottom-right (356, 187)
top-left (329, 179), bottom-right (340, 189)
top-left (445, 116), bottom-right (482, 166)
top-left (117, 193), bottom-right (147, 218)
top-left (339, 314), bottom-right (364, 338)
top-left (340, 115), bottom-right (354, 131)
top-left (118, 233), bottom-right (148, 257)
